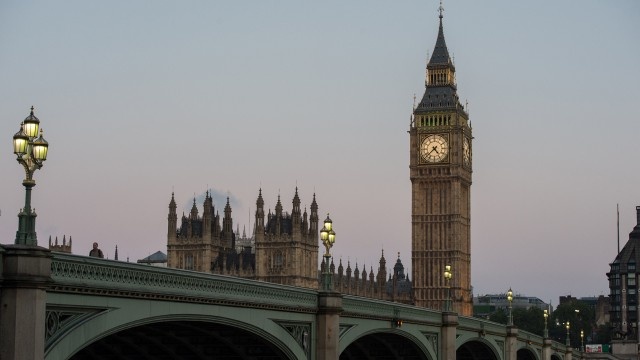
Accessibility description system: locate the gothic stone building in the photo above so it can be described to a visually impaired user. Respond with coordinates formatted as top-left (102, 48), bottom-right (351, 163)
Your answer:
top-left (167, 188), bottom-right (320, 289)
top-left (410, 8), bottom-right (473, 315)
top-left (167, 188), bottom-right (412, 302)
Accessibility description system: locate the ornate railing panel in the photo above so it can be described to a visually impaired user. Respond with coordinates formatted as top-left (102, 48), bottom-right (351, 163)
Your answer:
top-left (50, 253), bottom-right (317, 312)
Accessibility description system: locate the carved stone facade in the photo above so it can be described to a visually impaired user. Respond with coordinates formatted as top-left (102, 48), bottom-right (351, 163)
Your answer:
top-left (167, 188), bottom-right (320, 289)
top-left (48, 235), bottom-right (72, 253)
top-left (327, 251), bottom-right (413, 304)
top-left (409, 11), bottom-right (473, 315)
top-left (167, 189), bottom-right (412, 299)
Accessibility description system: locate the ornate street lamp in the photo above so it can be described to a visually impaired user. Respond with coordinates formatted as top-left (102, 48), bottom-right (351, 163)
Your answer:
top-left (12, 107), bottom-right (49, 246)
top-left (507, 288), bottom-right (514, 326)
top-left (443, 265), bottom-right (452, 312)
top-left (543, 309), bottom-right (549, 338)
top-left (319, 214), bottom-right (336, 292)
top-left (580, 329), bottom-right (584, 352)
top-left (565, 321), bottom-right (571, 347)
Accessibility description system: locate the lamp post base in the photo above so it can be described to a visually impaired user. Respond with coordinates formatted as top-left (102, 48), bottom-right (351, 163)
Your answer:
top-left (15, 181), bottom-right (37, 246)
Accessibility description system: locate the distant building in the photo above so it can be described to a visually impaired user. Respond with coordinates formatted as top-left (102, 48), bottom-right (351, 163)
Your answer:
top-left (167, 188), bottom-right (319, 289)
top-left (607, 206), bottom-right (640, 339)
top-left (559, 295), bottom-right (610, 327)
top-left (328, 251), bottom-right (413, 304)
top-left (48, 235), bottom-right (72, 253)
top-left (473, 293), bottom-right (550, 318)
top-left (137, 251), bottom-right (167, 267)
top-left (167, 189), bottom-right (412, 303)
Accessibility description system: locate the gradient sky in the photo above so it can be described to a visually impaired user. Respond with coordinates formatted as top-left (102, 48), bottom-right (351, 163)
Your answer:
top-left (1, 1), bottom-right (638, 306)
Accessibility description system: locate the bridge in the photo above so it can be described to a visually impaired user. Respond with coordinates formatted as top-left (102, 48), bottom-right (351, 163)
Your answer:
top-left (1, 245), bottom-right (591, 359)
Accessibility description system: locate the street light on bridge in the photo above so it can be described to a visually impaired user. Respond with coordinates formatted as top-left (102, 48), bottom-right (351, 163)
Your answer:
top-left (319, 214), bottom-right (336, 292)
top-left (565, 321), bottom-right (571, 347)
top-left (543, 309), bottom-right (549, 338)
top-left (12, 107), bottom-right (49, 246)
top-left (443, 265), bottom-right (452, 312)
top-left (580, 329), bottom-right (584, 352)
top-left (506, 287), bottom-right (514, 326)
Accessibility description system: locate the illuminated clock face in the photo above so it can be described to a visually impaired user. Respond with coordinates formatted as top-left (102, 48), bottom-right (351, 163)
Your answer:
top-left (463, 137), bottom-right (470, 166)
top-left (420, 135), bottom-right (448, 163)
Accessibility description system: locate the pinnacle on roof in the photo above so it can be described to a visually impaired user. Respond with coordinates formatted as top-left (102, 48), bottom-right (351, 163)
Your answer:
top-left (428, 0), bottom-right (453, 67)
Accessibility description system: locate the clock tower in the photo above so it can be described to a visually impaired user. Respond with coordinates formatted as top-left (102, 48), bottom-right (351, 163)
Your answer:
top-left (410, 7), bottom-right (472, 315)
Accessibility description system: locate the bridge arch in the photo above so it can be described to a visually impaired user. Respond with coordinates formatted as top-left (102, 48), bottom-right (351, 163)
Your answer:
top-left (339, 329), bottom-right (432, 360)
top-left (457, 338), bottom-right (500, 360)
top-left (516, 347), bottom-right (538, 360)
top-left (45, 296), bottom-right (310, 360)
top-left (71, 318), bottom-right (295, 359)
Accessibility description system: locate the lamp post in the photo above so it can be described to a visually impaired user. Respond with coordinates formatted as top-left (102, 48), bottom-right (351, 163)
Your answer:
top-left (507, 288), bottom-right (514, 326)
top-left (443, 265), bottom-right (452, 312)
top-left (580, 329), bottom-right (584, 352)
top-left (319, 214), bottom-right (336, 292)
top-left (543, 309), bottom-right (549, 338)
top-left (12, 107), bottom-right (49, 246)
top-left (565, 321), bottom-right (570, 347)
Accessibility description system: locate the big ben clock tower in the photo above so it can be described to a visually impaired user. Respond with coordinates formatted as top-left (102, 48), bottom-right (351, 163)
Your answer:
top-left (410, 5), bottom-right (473, 315)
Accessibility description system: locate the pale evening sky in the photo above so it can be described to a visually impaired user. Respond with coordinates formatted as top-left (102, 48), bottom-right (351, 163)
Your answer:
top-left (1, 1), bottom-right (638, 306)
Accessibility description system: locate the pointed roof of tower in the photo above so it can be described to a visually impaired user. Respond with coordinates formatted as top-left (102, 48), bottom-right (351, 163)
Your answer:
top-left (428, 3), bottom-right (453, 67)
top-left (169, 192), bottom-right (176, 209)
top-left (224, 197), bottom-right (232, 214)
top-left (293, 187), bottom-right (301, 206)
top-left (275, 195), bottom-right (283, 214)
top-left (256, 188), bottom-right (264, 207)
top-left (190, 197), bottom-right (198, 218)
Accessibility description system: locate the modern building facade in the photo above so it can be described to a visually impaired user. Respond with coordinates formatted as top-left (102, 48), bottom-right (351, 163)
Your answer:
top-left (410, 8), bottom-right (473, 315)
top-left (473, 293), bottom-right (550, 318)
top-left (607, 206), bottom-right (640, 340)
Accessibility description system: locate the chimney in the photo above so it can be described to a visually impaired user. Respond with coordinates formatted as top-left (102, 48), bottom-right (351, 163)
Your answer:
top-left (636, 206), bottom-right (640, 225)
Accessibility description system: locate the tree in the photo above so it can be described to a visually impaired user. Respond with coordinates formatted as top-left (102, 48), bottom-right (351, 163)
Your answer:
top-left (513, 307), bottom-right (545, 335)
top-left (549, 301), bottom-right (594, 348)
top-left (489, 308), bottom-right (507, 324)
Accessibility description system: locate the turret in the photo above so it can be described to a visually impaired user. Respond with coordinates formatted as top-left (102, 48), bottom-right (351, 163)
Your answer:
top-left (222, 197), bottom-right (233, 249)
top-left (302, 207), bottom-right (308, 236)
top-left (168, 192), bottom-right (177, 242)
top-left (377, 250), bottom-right (387, 297)
top-left (255, 189), bottom-right (265, 242)
top-left (187, 197), bottom-right (198, 238)
top-left (309, 193), bottom-right (318, 237)
top-left (275, 195), bottom-right (283, 236)
top-left (291, 187), bottom-right (301, 238)
top-left (203, 190), bottom-right (213, 239)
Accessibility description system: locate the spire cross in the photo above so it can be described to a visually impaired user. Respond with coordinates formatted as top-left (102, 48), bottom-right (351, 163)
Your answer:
top-left (438, 0), bottom-right (444, 19)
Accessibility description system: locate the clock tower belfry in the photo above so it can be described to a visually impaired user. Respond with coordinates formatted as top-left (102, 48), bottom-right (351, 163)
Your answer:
top-left (409, 6), bottom-right (472, 315)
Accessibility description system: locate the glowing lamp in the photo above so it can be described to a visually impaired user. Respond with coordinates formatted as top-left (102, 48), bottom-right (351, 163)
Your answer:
top-left (13, 125), bottom-right (29, 155)
top-left (32, 130), bottom-right (49, 161)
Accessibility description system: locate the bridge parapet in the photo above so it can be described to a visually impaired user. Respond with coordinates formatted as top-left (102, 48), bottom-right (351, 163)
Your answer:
top-left (50, 252), bottom-right (318, 312)
top-left (342, 295), bottom-right (441, 325)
